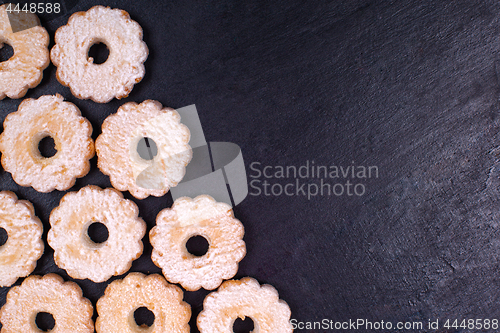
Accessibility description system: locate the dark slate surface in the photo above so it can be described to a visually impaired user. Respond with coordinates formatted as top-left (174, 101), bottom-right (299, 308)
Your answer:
top-left (2, 0), bottom-right (500, 332)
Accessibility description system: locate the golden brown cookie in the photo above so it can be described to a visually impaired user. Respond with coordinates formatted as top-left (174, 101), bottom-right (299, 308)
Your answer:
top-left (197, 277), bottom-right (293, 333)
top-left (47, 186), bottom-right (146, 282)
top-left (0, 191), bottom-right (43, 287)
top-left (96, 272), bottom-right (191, 333)
top-left (51, 5), bottom-right (148, 103)
top-left (96, 100), bottom-right (191, 199)
top-left (0, 4), bottom-right (50, 99)
top-left (0, 274), bottom-right (94, 333)
top-left (0, 94), bottom-right (94, 192)
top-left (150, 195), bottom-right (245, 291)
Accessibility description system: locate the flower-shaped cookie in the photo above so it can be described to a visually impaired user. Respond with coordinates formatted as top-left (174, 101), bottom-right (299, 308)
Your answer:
top-left (0, 4), bottom-right (50, 99)
top-left (150, 195), bottom-right (246, 291)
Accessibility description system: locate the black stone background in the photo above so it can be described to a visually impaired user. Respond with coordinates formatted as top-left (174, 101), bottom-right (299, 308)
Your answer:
top-left (2, 0), bottom-right (500, 332)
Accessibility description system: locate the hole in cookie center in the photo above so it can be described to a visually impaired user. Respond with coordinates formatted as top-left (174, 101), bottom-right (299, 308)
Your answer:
top-left (137, 137), bottom-right (158, 161)
top-left (38, 136), bottom-right (57, 158)
top-left (134, 307), bottom-right (155, 328)
top-left (0, 43), bottom-right (14, 62)
top-left (88, 42), bottom-right (109, 64)
top-left (185, 235), bottom-right (209, 257)
top-left (0, 227), bottom-right (7, 247)
top-left (35, 312), bottom-right (55, 332)
top-left (233, 317), bottom-right (254, 333)
top-left (87, 222), bottom-right (109, 244)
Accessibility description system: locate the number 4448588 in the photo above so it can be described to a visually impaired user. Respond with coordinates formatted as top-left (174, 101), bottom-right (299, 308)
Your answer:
top-left (5, 3), bottom-right (61, 14)
top-left (444, 319), bottom-right (498, 330)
